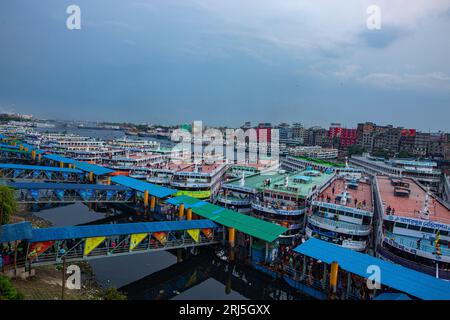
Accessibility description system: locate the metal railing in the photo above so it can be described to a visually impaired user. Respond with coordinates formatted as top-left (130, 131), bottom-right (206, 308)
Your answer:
top-left (308, 214), bottom-right (371, 235)
top-left (28, 235), bottom-right (221, 266)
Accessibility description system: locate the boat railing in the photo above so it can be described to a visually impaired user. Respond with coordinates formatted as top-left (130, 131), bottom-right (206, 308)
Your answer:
top-left (309, 214), bottom-right (371, 234)
top-left (384, 231), bottom-right (450, 257)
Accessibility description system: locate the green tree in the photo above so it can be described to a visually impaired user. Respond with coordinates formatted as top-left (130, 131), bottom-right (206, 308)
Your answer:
top-left (98, 287), bottom-right (127, 300)
top-left (0, 275), bottom-right (24, 300)
top-left (347, 145), bottom-right (366, 156)
top-left (0, 185), bottom-right (18, 225)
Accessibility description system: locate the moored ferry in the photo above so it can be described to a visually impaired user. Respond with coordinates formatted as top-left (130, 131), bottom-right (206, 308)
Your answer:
top-left (147, 161), bottom-right (228, 200)
top-left (306, 176), bottom-right (374, 252)
top-left (375, 175), bottom-right (450, 279)
top-left (220, 168), bottom-right (335, 243)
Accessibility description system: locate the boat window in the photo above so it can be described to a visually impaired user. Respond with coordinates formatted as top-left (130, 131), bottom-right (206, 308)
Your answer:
top-left (440, 231), bottom-right (449, 236)
top-left (395, 222), bottom-right (407, 229)
top-left (354, 214), bottom-right (362, 219)
top-left (421, 227), bottom-right (434, 233)
top-left (407, 224), bottom-right (421, 231)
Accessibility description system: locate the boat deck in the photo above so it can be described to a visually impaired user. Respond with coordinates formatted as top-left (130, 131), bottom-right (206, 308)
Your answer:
top-left (319, 178), bottom-right (373, 212)
top-left (377, 176), bottom-right (450, 224)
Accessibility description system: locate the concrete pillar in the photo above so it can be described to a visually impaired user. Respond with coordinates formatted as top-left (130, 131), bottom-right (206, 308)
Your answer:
top-left (37, 154), bottom-right (41, 162)
top-left (59, 161), bottom-right (64, 168)
top-left (150, 196), bottom-right (156, 211)
top-left (330, 261), bottom-right (339, 293)
top-left (19, 145), bottom-right (23, 151)
top-left (107, 176), bottom-right (111, 185)
top-left (179, 204), bottom-right (185, 220)
top-left (186, 208), bottom-right (192, 220)
top-left (89, 171), bottom-right (94, 182)
top-left (143, 190), bottom-right (149, 207)
top-left (31, 150), bottom-right (36, 161)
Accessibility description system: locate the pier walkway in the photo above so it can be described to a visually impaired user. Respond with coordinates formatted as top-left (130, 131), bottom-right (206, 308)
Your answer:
top-left (0, 220), bottom-right (220, 267)
top-left (8, 182), bottom-right (135, 204)
top-left (0, 163), bottom-right (86, 182)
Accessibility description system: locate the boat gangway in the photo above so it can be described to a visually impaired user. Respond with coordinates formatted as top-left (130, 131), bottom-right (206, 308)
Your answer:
top-left (0, 163), bottom-right (87, 183)
top-left (8, 182), bottom-right (135, 204)
top-left (0, 220), bottom-right (221, 267)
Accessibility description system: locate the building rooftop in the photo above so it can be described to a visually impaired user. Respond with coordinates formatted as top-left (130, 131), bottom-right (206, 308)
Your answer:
top-left (319, 178), bottom-right (373, 212)
top-left (376, 176), bottom-right (450, 224)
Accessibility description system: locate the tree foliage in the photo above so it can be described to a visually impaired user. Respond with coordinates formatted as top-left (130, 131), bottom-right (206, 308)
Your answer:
top-left (98, 287), bottom-right (127, 300)
top-left (0, 185), bottom-right (18, 225)
top-left (0, 275), bottom-right (24, 300)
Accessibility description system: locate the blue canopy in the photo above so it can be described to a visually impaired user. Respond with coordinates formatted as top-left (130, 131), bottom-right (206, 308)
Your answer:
top-left (293, 238), bottom-right (450, 300)
top-left (73, 162), bottom-right (114, 175)
top-left (0, 163), bottom-right (82, 173)
top-left (374, 293), bottom-right (412, 300)
top-left (111, 175), bottom-right (177, 198)
top-left (43, 154), bottom-right (77, 164)
top-left (8, 182), bottom-right (130, 191)
top-left (0, 222), bottom-right (33, 243)
top-left (30, 220), bottom-right (218, 242)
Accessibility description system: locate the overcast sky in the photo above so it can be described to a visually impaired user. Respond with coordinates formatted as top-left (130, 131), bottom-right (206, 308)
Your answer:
top-left (0, 0), bottom-right (449, 131)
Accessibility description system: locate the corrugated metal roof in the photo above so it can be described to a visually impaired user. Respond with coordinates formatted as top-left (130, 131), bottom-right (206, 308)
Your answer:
top-left (8, 182), bottom-right (130, 191)
top-left (111, 175), bottom-right (177, 198)
top-left (293, 238), bottom-right (450, 300)
top-left (0, 143), bottom-right (19, 149)
top-left (374, 293), bottom-right (412, 300)
top-left (0, 147), bottom-right (30, 154)
top-left (74, 161), bottom-right (114, 175)
top-left (0, 163), bottom-right (82, 173)
top-left (30, 220), bottom-right (218, 242)
top-left (167, 195), bottom-right (287, 243)
top-left (0, 222), bottom-right (33, 243)
top-left (43, 154), bottom-right (77, 164)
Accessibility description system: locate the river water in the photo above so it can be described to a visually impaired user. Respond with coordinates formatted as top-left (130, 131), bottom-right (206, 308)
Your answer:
top-left (29, 124), bottom-right (306, 300)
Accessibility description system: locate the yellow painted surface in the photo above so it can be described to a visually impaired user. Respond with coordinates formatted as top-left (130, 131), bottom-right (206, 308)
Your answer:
top-left (175, 190), bottom-right (211, 199)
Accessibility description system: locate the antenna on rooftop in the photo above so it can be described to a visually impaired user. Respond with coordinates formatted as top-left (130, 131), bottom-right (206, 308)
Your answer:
top-left (420, 186), bottom-right (431, 220)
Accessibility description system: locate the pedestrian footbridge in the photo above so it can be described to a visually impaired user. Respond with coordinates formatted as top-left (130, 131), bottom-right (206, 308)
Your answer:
top-left (0, 220), bottom-right (221, 267)
top-left (8, 182), bottom-right (135, 204)
top-left (0, 163), bottom-right (86, 183)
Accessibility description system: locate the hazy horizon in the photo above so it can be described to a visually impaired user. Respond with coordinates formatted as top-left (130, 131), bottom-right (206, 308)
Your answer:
top-left (1, 1), bottom-right (450, 132)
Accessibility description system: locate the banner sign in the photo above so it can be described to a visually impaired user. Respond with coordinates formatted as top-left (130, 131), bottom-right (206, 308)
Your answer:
top-left (130, 233), bottom-right (147, 251)
top-left (28, 241), bottom-right (55, 260)
top-left (201, 228), bottom-right (213, 240)
top-left (84, 236), bottom-right (106, 256)
top-left (153, 232), bottom-right (167, 245)
top-left (385, 215), bottom-right (450, 232)
top-left (187, 229), bottom-right (200, 243)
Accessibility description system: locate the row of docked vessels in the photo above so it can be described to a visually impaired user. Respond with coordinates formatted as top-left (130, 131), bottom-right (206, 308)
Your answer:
top-left (220, 155), bottom-right (450, 279)
top-left (2, 122), bottom-right (449, 280)
top-left (218, 164), bottom-right (374, 251)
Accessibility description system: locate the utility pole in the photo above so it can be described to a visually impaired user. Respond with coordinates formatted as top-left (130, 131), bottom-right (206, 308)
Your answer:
top-left (61, 257), bottom-right (67, 300)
